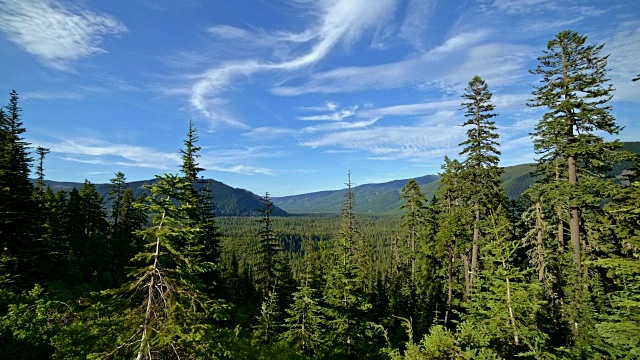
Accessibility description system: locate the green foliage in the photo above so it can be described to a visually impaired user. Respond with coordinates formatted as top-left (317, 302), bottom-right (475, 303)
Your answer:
top-left (281, 278), bottom-right (325, 356)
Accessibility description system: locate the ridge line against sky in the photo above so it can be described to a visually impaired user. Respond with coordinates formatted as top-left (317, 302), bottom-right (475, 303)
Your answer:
top-left (0, 0), bottom-right (638, 196)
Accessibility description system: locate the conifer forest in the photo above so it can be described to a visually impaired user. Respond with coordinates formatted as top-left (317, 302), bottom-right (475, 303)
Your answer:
top-left (1, 30), bottom-right (640, 359)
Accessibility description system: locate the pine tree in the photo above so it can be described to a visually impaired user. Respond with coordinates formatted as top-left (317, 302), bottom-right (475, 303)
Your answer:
top-left (400, 179), bottom-right (426, 282)
top-left (435, 157), bottom-right (472, 322)
top-left (322, 172), bottom-right (372, 358)
top-left (79, 180), bottom-right (110, 287)
top-left (592, 167), bottom-right (640, 358)
top-left (458, 75), bottom-right (505, 294)
top-left (255, 193), bottom-right (283, 297)
top-left (34, 146), bottom-right (49, 195)
top-left (0, 90), bottom-right (43, 289)
top-left (109, 172), bottom-right (129, 284)
top-left (180, 119), bottom-right (204, 184)
top-left (529, 30), bottom-right (624, 272)
top-left (90, 174), bottom-right (225, 358)
top-left (281, 276), bottom-right (325, 356)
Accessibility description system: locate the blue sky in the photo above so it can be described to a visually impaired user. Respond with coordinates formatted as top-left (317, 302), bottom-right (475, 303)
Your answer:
top-left (0, 0), bottom-right (638, 196)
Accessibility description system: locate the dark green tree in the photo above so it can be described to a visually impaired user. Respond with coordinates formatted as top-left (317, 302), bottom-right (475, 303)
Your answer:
top-left (87, 174), bottom-right (226, 358)
top-left (281, 276), bottom-right (325, 356)
top-left (34, 146), bottom-right (49, 195)
top-left (322, 172), bottom-right (372, 358)
top-left (180, 118), bottom-right (204, 184)
top-left (255, 192), bottom-right (283, 297)
top-left (458, 75), bottom-right (505, 293)
top-left (0, 90), bottom-right (43, 289)
top-left (529, 30), bottom-right (623, 272)
top-left (400, 179), bottom-right (426, 282)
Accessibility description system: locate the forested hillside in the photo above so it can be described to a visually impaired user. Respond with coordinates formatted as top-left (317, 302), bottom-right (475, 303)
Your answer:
top-left (41, 178), bottom-right (289, 217)
top-left (1, 31), bottom-right (639, 359)
top-left (274, 142), bottom-right (639, 215)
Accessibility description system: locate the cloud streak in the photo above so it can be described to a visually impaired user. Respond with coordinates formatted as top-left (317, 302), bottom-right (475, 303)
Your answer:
top-left (187, 0), bottom-right (398, 127)
top-left (0, 0), bottom-right (126, 70)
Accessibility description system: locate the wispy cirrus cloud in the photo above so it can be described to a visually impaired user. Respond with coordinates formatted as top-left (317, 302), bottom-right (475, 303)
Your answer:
top-left (41, 137), bottom-right (280, 176)
top-left (0, 0), bottom-right (126, 70)
top-left (41, 138), bottom-right (181, 169)
top-left (184, 0), bottom-right (398, 128)
top-left (270, 30), bottom-right (529, 96)
top-left (22, 90), bottom-right (84, 101)
top-left (297, 102), bottom-right (358, 121)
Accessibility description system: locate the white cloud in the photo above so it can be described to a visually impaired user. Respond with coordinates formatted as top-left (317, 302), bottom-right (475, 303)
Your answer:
top-left (0, 0), bottom-right (126, 70)
top-left (358, 99), bottom-right (460, 118)
top-left (23, 91), bottom-right (84, 101)
top-left (187, 0), bottom-right (398, 127)
top-left (207, 165), bottom-right (276, 176)
top-left (301, 123), bottom-right (466, 162)
top-left (270, 34), bottom-right (529, 96)
top-left (45, 138), bottom-right (181, 169)
top-left (302, 117), bottom-right (380, 133)
top-left (398, 0), bottom-right (436, 50)
top-left (297, 102), bottom-right (358, 121)
top-left (605, 23), bottom-right (640, 103)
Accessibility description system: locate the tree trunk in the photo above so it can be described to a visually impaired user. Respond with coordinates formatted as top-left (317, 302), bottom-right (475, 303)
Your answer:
top-left (568, 154), bottom-right (580, 272)
top-left (136, 208), bottom-right (166, 360)
top-left (506, 277), bottom-right (520, 345)
top-left (555, 157), bottom-right (564, 250)
top-left (471, 207), bottom-right (479, 290)
top-left (445, 247), bottom-right (453, 324)
top-left (536, 202), bottom-right (545, 282)
top-left (462, 254), bottom-right (470, 301)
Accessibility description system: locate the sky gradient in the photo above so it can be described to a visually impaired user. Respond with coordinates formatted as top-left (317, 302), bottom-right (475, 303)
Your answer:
top-left (1, 0), bottom-right (638, 196)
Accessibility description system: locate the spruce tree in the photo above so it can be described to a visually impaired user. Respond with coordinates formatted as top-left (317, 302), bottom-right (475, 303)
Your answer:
top-left (527, 30), bottom-right (632, 357)
top-left (255, 193), bottom-right (283, 297)
top-left (90, 174), bottom-right (224, 358)
top-left (400, 179), bottom-right (426, 282)
top-left (0, 90), bottom-right (43, 289)
top-left (458, 75), bottom-right (505, 293)
top-left (180, 119), bottom-right (203, 184)
top-left (529, 30), bottom-right (623, 272)
top-left (34, 146), bottom-right (49, 195)
top-left (323, 172), bottom-right (372, 357)
top-left (281, 276), bottom-right (325, 356)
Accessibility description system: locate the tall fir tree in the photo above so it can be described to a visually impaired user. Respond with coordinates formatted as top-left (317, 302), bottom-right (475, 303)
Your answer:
top-left (529, 30), bottom-right (624, 272)
top-left (0, 90), bottom-right (44, 289)
top-left (527, 29), bottom-right (632, 357)
top-left (400, 179), bottom-right (426, 282)
top-left (323, 172), bottom-right (372, 358)
top-left (254, 192), bottom-right (283, 297)
top-left (88, 174), bottom-right (225, 358)
top-left (458, 75), bottom-right (505, 294)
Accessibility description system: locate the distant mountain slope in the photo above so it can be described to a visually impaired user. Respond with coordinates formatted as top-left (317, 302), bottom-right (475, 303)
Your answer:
top-left (273, 141), bottom-right (639, 215)
top-left (273, 175), bottom-right (439, 215)
top-left (42, 178), bottom-right (288, 217)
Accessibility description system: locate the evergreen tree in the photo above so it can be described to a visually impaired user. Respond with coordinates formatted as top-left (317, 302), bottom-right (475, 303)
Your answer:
top-left (281, 276), bottom-right (325, 356)
top-left (254, 288), bottom-right (282, 344)
top-left (89, 174), bottom-right (225, 358)
top-left (0, 90), bottom-right (43, 289)
top-left (255, 193), bottom-right (283, 297)
top-left (400, 179), bottom-right (426, 282)
top-left (322, 172), bottom-right (372, 358)
top-left (458, 75), bottom-right (505, 293)
top-left (108, 172), bottom-right (129, 284)
top-left (528, 30), bottom-right (631, 355)
top-left (435, 157), bottom-right (472, 323)
top-left (180, 118), bottom-right (204, 184)
top-left (34, 146), bottom-right (49, 195)
top-left (593, 171), bottom-right (640, 358)
top-left (529, 30), bottom-right (624, 272)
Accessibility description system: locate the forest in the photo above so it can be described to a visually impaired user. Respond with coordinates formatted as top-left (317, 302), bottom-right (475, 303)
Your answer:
top-left (1, 30), bottom-right (639, 359)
